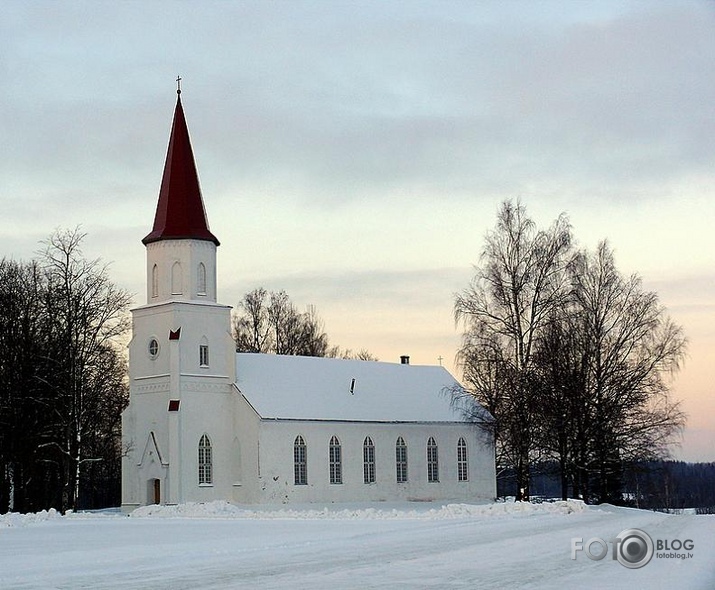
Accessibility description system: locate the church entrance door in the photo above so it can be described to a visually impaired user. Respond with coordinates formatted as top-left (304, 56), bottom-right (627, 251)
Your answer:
top-left (149, 478), bottom-right (161, 504)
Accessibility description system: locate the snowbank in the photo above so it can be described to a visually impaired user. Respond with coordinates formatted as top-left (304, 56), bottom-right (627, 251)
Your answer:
top-left (0, 508), bottom-right (61, 528)
top-left (0, 499), bottom-right (587, 527)
top-left (129, 498), bottom-right (587, 520)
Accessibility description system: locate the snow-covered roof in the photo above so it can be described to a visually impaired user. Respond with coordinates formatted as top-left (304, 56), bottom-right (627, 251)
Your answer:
top-left (235, 353), bottom-right (480, 423)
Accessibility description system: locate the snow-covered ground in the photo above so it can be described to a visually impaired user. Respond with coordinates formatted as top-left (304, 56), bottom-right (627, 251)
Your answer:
top-left (1, 500), bottom-right (713, 589)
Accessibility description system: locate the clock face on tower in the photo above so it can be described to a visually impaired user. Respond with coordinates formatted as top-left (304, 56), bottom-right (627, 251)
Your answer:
top-left (148, 338), bottom-right (159, 359)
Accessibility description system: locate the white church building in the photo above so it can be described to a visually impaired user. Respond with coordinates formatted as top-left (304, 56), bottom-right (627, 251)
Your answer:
top-left (120, 90), bottom-right (496, 509)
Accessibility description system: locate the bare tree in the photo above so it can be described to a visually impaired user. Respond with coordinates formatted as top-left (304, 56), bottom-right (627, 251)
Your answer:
top-left (532, 311), bottom-right (590, 500)
top-left (529, 240), bottom-right (687, 503)
top-left (267, 290), bottom-right (306, 355)
top-left (0, 230), bottom-right (130, 512)
top-left (354, 349), bottom-right (379, 361)
top-left (326, 347), bottom-right (379, 361)
top-left (233, 289), bottom-right (336, 357)
top-left (233, 289), bottom-right (375, 360)
top-left (38, 228), bottom-right (131, 511)
top-left (0, 259), bottom-right (47, 512)
top-left (233, 287), bottom-right (272, 353)
top-left (566, 241), bottom-right (686, 502)
top-left (455, 200), bottom-right (572, 500)
top-left (298, 305), bottom-right (329, 357)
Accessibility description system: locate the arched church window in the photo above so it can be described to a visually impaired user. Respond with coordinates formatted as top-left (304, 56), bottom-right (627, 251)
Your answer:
top-left (151, 264), bottom-right (159, 298)
top-left (395, 437), bottom-right (408, 483)
top-left (363, 437), bottom-right (375, 484)
top-left (294, 436), bottom-right (307, 485)
top-left (171, 262), bottom-right (182, 295)
top-left (329, 436), bottom-right (342, 485)
top-left (427, 437), bottom-right (439, 483)
top-left (198, 434), bottom-right (212, 485)
top-left (457, 438), bottom-right (469, 482)
top-left (197, 262), bottom-right (207, 296)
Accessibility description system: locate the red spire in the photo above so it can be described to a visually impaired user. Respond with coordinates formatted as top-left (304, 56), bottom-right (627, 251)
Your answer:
top-left (143, 92), bottom-right (220, 246)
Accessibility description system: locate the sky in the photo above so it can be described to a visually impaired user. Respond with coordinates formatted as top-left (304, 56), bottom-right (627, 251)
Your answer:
top-left (1, 1), bottom-right (714, 462)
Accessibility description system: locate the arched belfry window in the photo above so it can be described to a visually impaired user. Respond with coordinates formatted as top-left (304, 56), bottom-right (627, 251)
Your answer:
top-left (197, 262), bottom-right (207, 296)
top-left (294, 436), bottom-right (307, 485)
top-left (151, 264), bottom-right (159, 298)
top-left (171, 262), bottom-right (182, 295)
top-left (199, 335), bottom-right (210, 368)
top-left (198, 434), bottom-right (212, 485)
top-left (329, 436), bottom-right (342, 484)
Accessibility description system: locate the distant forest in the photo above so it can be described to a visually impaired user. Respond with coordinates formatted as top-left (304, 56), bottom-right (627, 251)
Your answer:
top-left (498, 460), bottom-right (715, 513)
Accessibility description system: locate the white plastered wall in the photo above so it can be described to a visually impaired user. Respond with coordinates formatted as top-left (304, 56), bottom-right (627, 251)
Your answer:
top-left (255, 420), bottom-right (495, 504)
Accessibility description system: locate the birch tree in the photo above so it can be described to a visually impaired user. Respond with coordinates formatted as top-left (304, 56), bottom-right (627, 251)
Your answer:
top-left (567, 241), bottom-right (686, 502)
top-left (38, 228), bottom-right (131, 511)
top-left (455, 200), bottom-right (572, 500)
top-left (0, 231), bottom-right (130, 512)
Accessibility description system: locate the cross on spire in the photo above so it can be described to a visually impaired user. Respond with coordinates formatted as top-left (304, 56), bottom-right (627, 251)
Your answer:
top-left (176, 75), bottom-right (182, 95)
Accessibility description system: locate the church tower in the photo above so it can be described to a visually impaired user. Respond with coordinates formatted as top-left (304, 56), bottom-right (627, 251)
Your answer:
top-left (122, 87), bottom-right (237, 509)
